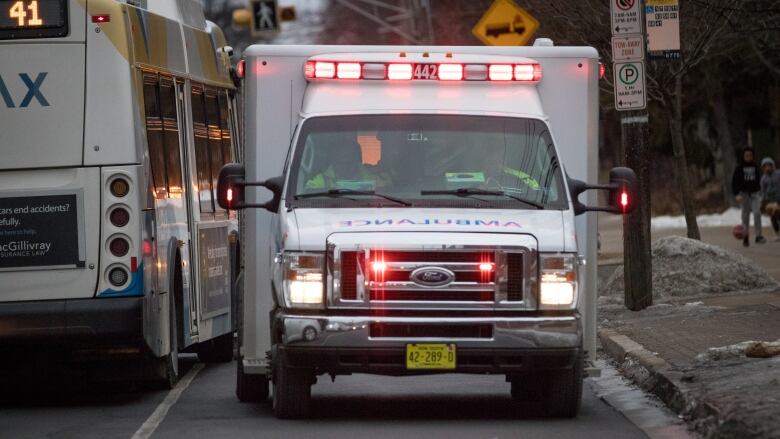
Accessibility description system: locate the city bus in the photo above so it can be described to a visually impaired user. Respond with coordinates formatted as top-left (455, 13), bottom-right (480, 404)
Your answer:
top-left (0, 0), bottom-right (241, 387)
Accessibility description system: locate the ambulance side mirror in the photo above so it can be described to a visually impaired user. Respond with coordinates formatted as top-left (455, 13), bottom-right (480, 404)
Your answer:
top-left (216, 163), bottom-right (284, 212)
top-left (568, 167), bottom-right (637, 216)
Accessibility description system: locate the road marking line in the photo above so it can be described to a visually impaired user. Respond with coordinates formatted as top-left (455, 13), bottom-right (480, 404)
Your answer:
top-left (131, 363), bottom-right (204, 439)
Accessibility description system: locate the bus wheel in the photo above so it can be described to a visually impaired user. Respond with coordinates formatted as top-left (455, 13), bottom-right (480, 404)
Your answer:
top-left (159, 292), bottom-right (181, 389)
top-left (272, 360), bottom-right (313, 419)
top-left (197, 333), bottom-right (234, 363)
top-left (236, 357), bottom-right (269, 402)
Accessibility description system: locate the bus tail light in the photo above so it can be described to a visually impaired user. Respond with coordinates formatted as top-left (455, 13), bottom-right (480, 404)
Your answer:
top-left (108, 267), bottom-right (129, 287)
top-left (110, 207), bottom-right (130, 227)
top-left (109, 237), bottom-right (130, 257)
top-left (91, 15), bottom-right (110, 23)
top-left (110, 178), bottom-right (130, 198)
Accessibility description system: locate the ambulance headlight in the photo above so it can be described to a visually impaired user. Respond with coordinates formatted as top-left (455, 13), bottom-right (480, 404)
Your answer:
top-left (283, 253), bottom-right (325, 308)
top-left (539, 254), bottom-right (578, 309)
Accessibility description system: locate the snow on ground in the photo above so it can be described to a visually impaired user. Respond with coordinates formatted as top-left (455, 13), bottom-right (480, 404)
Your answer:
top-left (600, 236), bottom-right (779, 304)
top-left (651, 207), bottom-right (773, 230)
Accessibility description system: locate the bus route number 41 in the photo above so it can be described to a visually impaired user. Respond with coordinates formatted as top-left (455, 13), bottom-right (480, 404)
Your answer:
top-left (9, 1), bottom-right (43, 27)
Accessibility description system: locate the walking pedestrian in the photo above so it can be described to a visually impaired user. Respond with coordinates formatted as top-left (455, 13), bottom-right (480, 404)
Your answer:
top-left (760, 157), bottom-right (780, 241)
top-left (732, 146), bottom-right (764, 246)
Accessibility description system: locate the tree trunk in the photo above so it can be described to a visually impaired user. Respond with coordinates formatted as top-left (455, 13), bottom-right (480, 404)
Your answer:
top-left (622, 112), bottom-right (653, 311)
top-left (669, 75), bottom-right (702, 240)
top-left (709, 79), bottom-right (737, 207)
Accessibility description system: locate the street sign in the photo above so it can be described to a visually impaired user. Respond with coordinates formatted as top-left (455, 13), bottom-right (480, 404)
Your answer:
top-left (472, 0), bottom-right (540, 46)
top-left (610, 0), bottom-right (642, 35)
top-left (614, 61), bottom-right (646, 111)
top-left (646, 0), bottom-right (680, 60)
top-left (611, 34), bottom-right (645, 61)
top-left (250, 0), bottom-right (279, 38)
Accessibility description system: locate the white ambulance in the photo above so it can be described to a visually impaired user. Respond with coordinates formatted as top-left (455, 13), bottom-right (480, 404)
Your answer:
top-left (219, 42), bottom-right (636, 418)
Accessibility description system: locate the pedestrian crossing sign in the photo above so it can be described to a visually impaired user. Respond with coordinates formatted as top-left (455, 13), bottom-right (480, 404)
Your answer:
top-left (250, 0), bottom-right (279, 38)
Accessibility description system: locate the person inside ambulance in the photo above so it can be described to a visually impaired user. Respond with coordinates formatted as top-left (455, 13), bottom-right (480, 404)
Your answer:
top-left (304, 139), bottom-right (376, 191)
top-left (371, 132), bottom-right (419, 191)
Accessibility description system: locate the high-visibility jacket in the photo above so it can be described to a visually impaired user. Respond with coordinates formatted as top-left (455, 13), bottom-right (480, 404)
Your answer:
top-left (305, 166), bottom-right (377, 190)
top-left (503, 167), bottom-right (540, 190)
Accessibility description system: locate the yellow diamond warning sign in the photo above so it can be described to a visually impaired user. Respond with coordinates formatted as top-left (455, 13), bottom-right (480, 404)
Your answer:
top-left (472, 0), bottom-right (540, 46)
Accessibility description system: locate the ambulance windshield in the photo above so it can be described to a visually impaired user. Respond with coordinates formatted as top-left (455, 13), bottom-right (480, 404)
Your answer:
top-left (288, 115), bottom-right (567, 209)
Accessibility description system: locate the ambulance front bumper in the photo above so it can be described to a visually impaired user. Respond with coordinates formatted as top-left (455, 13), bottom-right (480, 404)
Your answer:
top-left (275, 313), bottom-right (582, 375)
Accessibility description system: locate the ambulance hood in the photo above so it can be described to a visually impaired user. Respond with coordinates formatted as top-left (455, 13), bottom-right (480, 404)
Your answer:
top-left (287, 208), bottom-right (575, 253)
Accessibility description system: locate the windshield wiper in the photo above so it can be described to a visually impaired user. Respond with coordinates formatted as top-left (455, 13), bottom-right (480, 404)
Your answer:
top-left (295, 189), bottom-right (412, 207)
top-left (420, 188), bottom-right (544, 209)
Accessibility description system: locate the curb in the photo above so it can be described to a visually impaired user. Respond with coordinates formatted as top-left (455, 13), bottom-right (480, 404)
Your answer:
top-left (598, 329), bottom-right (694, 416)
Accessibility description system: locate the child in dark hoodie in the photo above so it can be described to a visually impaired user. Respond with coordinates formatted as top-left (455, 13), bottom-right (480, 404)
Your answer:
top-left (732, 146), bottom-right (764, 246)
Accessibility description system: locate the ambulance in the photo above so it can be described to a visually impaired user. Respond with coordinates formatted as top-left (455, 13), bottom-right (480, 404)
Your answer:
top-left (218, 42), bottom-right (636, 418)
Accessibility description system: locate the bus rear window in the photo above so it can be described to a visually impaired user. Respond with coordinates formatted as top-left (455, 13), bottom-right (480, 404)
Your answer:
top-left (0, 0), bottom-right (68, 40)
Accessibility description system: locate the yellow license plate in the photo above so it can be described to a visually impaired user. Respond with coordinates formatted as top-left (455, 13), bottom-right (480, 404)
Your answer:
top-left (406, 343), bottom-right (456, 370)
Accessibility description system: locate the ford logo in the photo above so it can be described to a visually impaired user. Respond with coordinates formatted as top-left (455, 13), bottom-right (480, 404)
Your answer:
top-left (410, 267), bottom-right (455, 288)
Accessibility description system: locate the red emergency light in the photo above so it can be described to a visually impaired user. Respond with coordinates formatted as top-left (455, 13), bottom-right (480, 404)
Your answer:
top-left (236, 59), bottom-right (245, 78)
top-left (91, 14), bottom-right (110, 23)
top-left (304, 60), bottom-right (542, 83)
top-left (620, 191), bottom-right (629, 208)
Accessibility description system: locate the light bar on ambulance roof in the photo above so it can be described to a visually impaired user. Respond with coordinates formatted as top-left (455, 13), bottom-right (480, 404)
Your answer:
top-left (304, 60), bottom-right (541, 83)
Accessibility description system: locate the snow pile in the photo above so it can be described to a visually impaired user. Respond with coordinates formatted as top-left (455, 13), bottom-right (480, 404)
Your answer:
top-left (652, 208), bottom-right (772, 231)
top-left (601, 236), bottom-right (779, 300)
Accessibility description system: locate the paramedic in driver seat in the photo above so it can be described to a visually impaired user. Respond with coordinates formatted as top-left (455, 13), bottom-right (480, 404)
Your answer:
top-left (305, 139), bottom-right (375, 190)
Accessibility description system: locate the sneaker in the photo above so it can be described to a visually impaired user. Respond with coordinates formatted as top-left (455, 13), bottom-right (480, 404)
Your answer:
top-left (756, 236), bottom-right (767, 244)
top-left (743, 236), bottom-right (750, 247)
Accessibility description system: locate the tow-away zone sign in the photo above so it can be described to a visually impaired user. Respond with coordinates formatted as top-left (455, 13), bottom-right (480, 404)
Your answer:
top-left (614, 61), bottom-right (646, 111)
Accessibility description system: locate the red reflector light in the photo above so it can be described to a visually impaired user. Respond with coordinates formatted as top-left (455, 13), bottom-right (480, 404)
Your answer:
top-left (92, 14), bottom-right (110, 23)
top-left (387, 63), bottom-right (413, 80)
top-left (131, 256), bottom-right (138, 273)
top-left (337, 62), bottom-right (361, 79)
top-left (489, 64), bottom-right (513, 81)
top-left (237, 59), bottom-right (245, 78)
top-left (621, 192), bottom-right (629, 207)
top-left (599, 63), bottom-right (605, 80)
top-left (438, 64), bottom-right (463, 81)
top-left (143, 240), bottom-right (153, 257)
top-left (479, 262), bottom-right (494, 272)
top-left (515, 64), bottom-right (542, 81)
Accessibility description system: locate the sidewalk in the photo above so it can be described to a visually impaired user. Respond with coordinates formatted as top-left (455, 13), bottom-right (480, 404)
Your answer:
top-left (597, 215), bottom-right (780, 439)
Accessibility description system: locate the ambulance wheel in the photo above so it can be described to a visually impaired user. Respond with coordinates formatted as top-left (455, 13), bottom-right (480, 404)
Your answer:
top-left (236, 358), bottom-right (269, 402)
top-left (543, 351), bottom-right (583, 418)
top-left (272, 361), bottom-right (313, 419)
top-left (197, 333), bottom-right (234, 363)
top-left (509, 374), bottom-right (543, 402)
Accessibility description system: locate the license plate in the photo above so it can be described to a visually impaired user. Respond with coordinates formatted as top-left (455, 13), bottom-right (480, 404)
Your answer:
top-left (406, 343), bottom-right (456, 370)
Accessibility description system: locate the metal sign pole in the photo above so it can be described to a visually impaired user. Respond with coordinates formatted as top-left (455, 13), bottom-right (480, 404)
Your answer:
top-left (611, 0), bottom-right (652, 311)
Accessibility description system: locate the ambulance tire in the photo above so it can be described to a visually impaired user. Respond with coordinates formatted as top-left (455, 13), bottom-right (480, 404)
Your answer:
top-left (236, 358), bottom-right (269, 402)
top-left (509, 375), bottom-right (543, 402)
top-left (197, 333), bottom-right (234, 363)
top-left (273, 362), bottom-right (313, 419)
top-left (543, 351), bottom-right (583, 418)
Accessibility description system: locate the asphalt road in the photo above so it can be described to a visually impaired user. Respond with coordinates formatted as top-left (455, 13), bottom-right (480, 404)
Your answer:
top-left (0, 355), bottom-right (658, 439)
